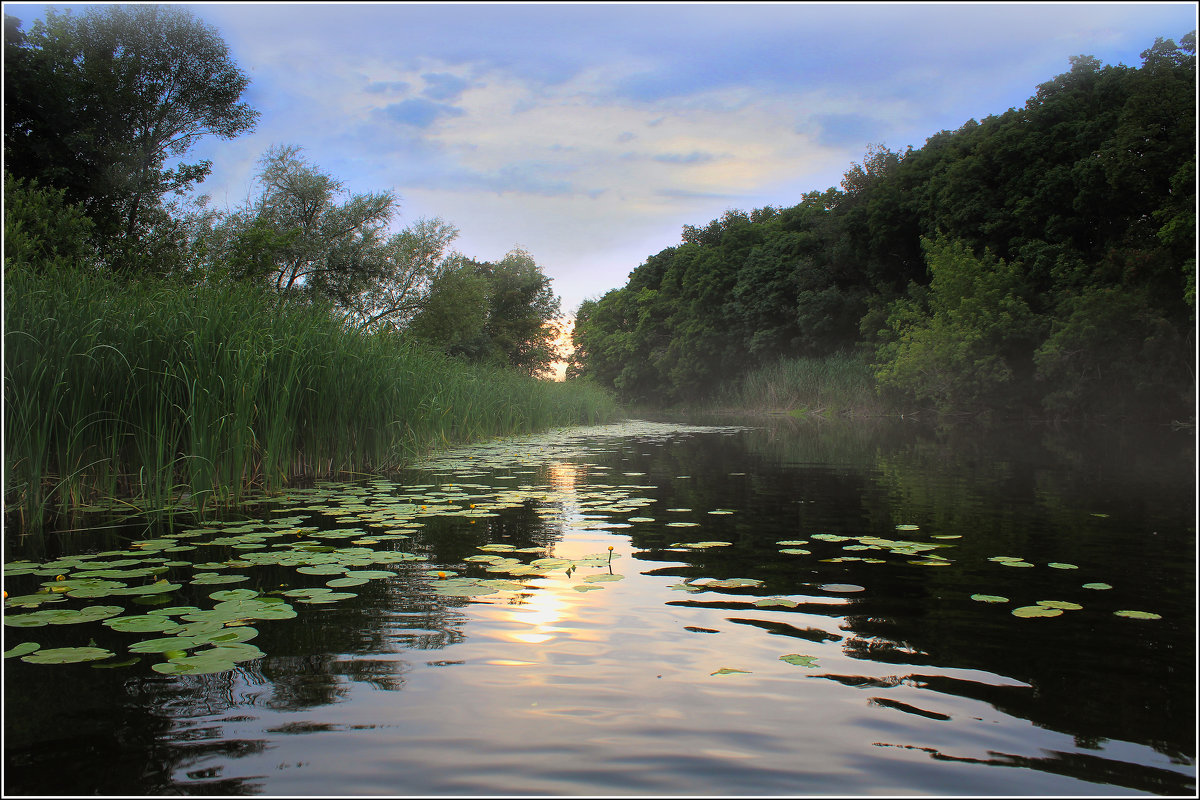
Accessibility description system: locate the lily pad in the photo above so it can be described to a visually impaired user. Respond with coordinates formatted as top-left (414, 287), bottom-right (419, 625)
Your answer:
top-left (1047, 562), bottom-right (1078, 570)
top-left (1036, 600), bottom-right (1083, 610)
top-left (22, 646), bottom-right (115, 664)
top-left (755, 597), bottom-right (800, 608)
top-left (103, 614), bottom-right (182, 633)
top-left (819, 583), bottom-right (865, 593)
top-left (970, 594), bottom-right (1010, 603)
top-left (1012, 605), bottom-right (1063, 618)
top-left (581, 573), bottom-right (624, 583)
top-left (1082, 582), bottom-right (1112, 590)
top-left (4, 641), bottom-right (41, 658)
top-left (1114, 610), bottom-right (1161, 620)
top-left (779, 653), bottom-right (819, 668)
top-left (710, 667), bottom-right (752, 676)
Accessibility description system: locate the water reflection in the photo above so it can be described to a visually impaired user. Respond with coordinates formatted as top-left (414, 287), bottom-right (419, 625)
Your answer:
top-left (4, 418), bottom-right (1194, 796)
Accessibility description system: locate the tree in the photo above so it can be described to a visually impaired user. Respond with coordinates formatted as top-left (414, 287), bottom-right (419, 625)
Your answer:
top-left (479, 249), bottom-right (564, 375)
top-left (873, 236), bottom-right (1043, 411)
top-left (4, 5), bottom-right (258, 271)
top-left (201, 145), bottom-right (397, 307)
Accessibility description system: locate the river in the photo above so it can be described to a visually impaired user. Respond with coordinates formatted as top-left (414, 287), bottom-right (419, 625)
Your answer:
top-left (3, 416), bottom-right (1194, 795)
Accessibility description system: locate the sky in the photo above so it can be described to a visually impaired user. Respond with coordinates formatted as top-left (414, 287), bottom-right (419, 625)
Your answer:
top-left (4, 2), bottom-right (1197, 315)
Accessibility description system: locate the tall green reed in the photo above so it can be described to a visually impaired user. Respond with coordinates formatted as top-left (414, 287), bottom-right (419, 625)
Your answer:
top-left (4, 263), bottom-right (620, 533)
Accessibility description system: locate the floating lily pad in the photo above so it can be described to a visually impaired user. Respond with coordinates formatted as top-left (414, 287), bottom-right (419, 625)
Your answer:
top-left (4, 641), bottom-right (41, 658)
top-left (970, 594), bottom-right (1010, 603)
top-left (895, 524), bottom-right (920, 531)
top-left (670, 541), bottom-right (731, 549)
top-left (582, 573), bottom-right (624, 583)
top-left (701, 577), bottom-right (763, 589)
top-left (710, 667), bottom-right (751, 676)
top-left (573, 584), bottom-right (604, 592)
top-left (776, 540), bottom-right (809, 546)
top-left (1012, 605), bottom-right (1063, 618)
top-left (22, 646), bottom-right (115, 664)
top-left (104, 614), bottom-right (183, 633)
top-left (755, 597), bottom-right (799, 608)
top-left (779, 654), bottom-right (819, 668)
top-left (208, 589), bottom-right (259, 602)
top-left (1047, 563), bottom-right (1079, 570)
top-left (1036, 600), bottom-right (1082, 610)
top-left (129, 636), bottom-right (202, 653)
top-left (1082, 582), bottom-right (1113, 590)
top-left (190, 573), bottom-right (250, 586)
top-left (326, 575), bottom-right (369, 588)
top-left (1114, 610), bottom-right (1161, 620)
top-left (819, 583), bottom-right (865, 593)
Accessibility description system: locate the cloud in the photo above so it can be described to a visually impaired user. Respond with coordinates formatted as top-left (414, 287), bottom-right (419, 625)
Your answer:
top-left (421, 72), bottom-right (471, 102)
top-left (376, 98), bottom-right (466, 128)
top-left (365, 80), bottom-right (411, 95)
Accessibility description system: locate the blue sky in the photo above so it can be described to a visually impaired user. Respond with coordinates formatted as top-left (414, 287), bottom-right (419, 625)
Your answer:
top-left (5, 2), bottom-right (1197, 315)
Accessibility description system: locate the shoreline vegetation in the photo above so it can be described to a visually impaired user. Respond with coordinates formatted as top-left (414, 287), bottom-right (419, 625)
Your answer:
top-left (3, 263), bottom-right (620, 535)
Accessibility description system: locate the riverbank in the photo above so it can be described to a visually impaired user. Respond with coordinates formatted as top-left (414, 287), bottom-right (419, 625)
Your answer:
top-left (3, 264), bottom-right (620, 534)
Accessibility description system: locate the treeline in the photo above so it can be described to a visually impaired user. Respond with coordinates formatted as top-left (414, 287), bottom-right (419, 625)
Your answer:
top-left (4, 6), bottom-right (564, 376)
top-left (3, 6), bottom-right (617, 532)
top-left (572, 35), bottom-right (1196, 419)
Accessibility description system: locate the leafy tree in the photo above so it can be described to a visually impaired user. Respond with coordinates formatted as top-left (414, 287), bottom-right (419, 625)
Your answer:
top-left (406, 256), bottom-right (491, 354)
top-left (479, 248), bottom-right (564, 376)
top-left (2, 173), bottom-right (96, 272)
top-left (197, 144), bottom-right (397, 309)
top-left (873, 237), bottom-right (1043, 411)
top-left (4, 5), bottom-right (258, 271)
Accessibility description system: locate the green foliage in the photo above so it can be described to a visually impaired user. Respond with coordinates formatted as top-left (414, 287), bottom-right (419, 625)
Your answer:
top-left (873, 237), bottom-right (1043, 411)
top-left (572, 33), bottom-right (1195, 420)
top-left (3, 173), bottom-right (96, 272)
top-left (4, 6), bottom-right (258, 273)
top-left (3, 262), bottom-right (618, 533)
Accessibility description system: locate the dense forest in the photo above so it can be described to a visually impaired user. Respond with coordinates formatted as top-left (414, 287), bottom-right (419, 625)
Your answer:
top-left (2, 6), bottom-right (616, 532)
top-left (571, 34), bottom-right (1196, 420)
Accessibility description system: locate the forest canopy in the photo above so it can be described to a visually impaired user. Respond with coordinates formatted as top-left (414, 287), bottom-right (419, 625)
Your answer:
top-left (570, 33), bottom-right (1197, 419)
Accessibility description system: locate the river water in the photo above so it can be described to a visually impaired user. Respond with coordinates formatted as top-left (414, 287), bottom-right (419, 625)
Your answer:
top-left (3, 416), bottom-right (1195, 796)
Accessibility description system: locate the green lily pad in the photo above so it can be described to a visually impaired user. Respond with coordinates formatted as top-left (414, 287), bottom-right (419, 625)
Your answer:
top-left (1037, 600), bottom-right (1083, 610)
top-left (702, 578), bottom-right (763, 589)
top-left (710, 667), bottom-right (752, 676)
top-left (970, 594), bottom-right (1010, 603)
top-left (755, 597), bottom-right (800, 608)
top-left (1114, 610), bottom-right (1161, 620)
top-left (670, 541), bottom-right (732, 549)
top-left (22, 646), bottom-right (115, 664)
top-left (103, 614), bottom-right (183, 633)
top-left (326, 575), bottom-right (369, 588)
top-left (4, 641), bottom-right (41, 658)
top-left (152, 655), bottom-right (237, 676)
top-left (208, 589), bottom-right (260, 602)
top-left (775, 540), bottom-right (809, 546)
top-left (1047, 563), bottom-right (1078, 570)
top-left (190, 573), bottom-right (250, 586)
top-left (573, 584), bottom-right (604, 592)
top-left (296, 591), bottom-right (358, 604)
top-left (819, 583), bottom-right (865, 593)
top-left (779, 653), bottom-right (819, 668)
top-left (129, 636), bottom-right (202, 653)
top-left (1012, 605), bottom-right (1063, 618)
top-left (778, 548), bottom-right (811, 555)
top-left (1082, 582), bottom-right (1113, 590)
top-left (573, 570), bottom-right (623, 584)
top-left (895, 524), bottom-right (920, 531)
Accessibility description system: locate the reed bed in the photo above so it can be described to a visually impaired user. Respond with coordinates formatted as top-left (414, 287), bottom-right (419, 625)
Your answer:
top-left (4, 264), bottom-right (619, 533)
top-left (717, 352), bottom-right (887, 416)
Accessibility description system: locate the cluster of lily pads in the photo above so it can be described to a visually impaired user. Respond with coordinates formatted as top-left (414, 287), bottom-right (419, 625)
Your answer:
top-left (4, 420), bottom-right (1163, 683)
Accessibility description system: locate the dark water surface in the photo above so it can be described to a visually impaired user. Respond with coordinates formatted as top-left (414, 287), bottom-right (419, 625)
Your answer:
top-left (3, 417), bottom-right (1195, 796)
